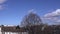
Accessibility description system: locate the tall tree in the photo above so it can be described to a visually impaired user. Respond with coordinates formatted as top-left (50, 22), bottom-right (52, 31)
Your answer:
top-left (21, 12), bottom-right (43, 34)
top-left (21, 12), bottom-right (43, 27)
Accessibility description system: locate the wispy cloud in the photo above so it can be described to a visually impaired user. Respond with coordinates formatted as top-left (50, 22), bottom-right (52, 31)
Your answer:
top-left (44, 9), bottom-right (60, 25)
top-left (0, 0), bottom-right (7, 4)
top-left (0, 0), bottom-right (7, 10)
top-left (28, 9), bottom-right (37, 14)
top-left (0, 5), bottom-right (3, 10)
top-left (44, 9), bottom-right (60, 17)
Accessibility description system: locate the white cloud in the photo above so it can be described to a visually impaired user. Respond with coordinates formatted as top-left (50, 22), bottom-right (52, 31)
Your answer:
top-left (0, 0), bottom-right (7, 10)
top-left (44, 9), bottom-right (60, 18)
top-left (28, 9), bottom-right (37, 14)
top-left (44, 9), bottom-right (60, 25)
top-left (0, 0), bottom-right (7, 4)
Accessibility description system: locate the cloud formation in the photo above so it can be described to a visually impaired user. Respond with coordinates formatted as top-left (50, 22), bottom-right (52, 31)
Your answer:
top-left (44, 9), bottom-right (60, 17)
top-left (28, 9), bottom-right (37, 14)
top-left (0, 0), bottom-right (7, 10)
top-left (0, 0), bottom-right (7, 4)
top-left (44, 9), bottom-right (60, 25)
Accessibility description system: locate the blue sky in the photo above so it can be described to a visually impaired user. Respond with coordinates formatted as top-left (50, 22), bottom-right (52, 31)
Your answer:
top-left (0, 0), bottom-right (60, 25)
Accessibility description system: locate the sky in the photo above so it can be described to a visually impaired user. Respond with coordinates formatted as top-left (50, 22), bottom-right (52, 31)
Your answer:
top-left (0, 0), bottom-right (60, 25)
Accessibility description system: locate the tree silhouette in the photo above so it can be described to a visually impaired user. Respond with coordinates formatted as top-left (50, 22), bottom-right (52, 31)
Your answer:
top-left (21, 12), bottom-right (43, 34)
top-left (21, 12), bottom-right (43, 27)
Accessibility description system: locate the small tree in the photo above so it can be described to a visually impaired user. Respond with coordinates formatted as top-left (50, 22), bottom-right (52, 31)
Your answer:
top-left (16, 25), bottom-right (20, 29)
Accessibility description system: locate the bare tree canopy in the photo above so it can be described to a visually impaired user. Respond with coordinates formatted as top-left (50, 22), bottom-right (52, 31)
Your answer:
top-left (21, 12), bottom-right (43, 27)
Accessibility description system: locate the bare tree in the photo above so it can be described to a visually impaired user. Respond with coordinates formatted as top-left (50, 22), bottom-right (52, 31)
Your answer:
top-left (20, 12), bottom-right (43, 34)
top-left (21, 12), bottom-right (43, 27)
